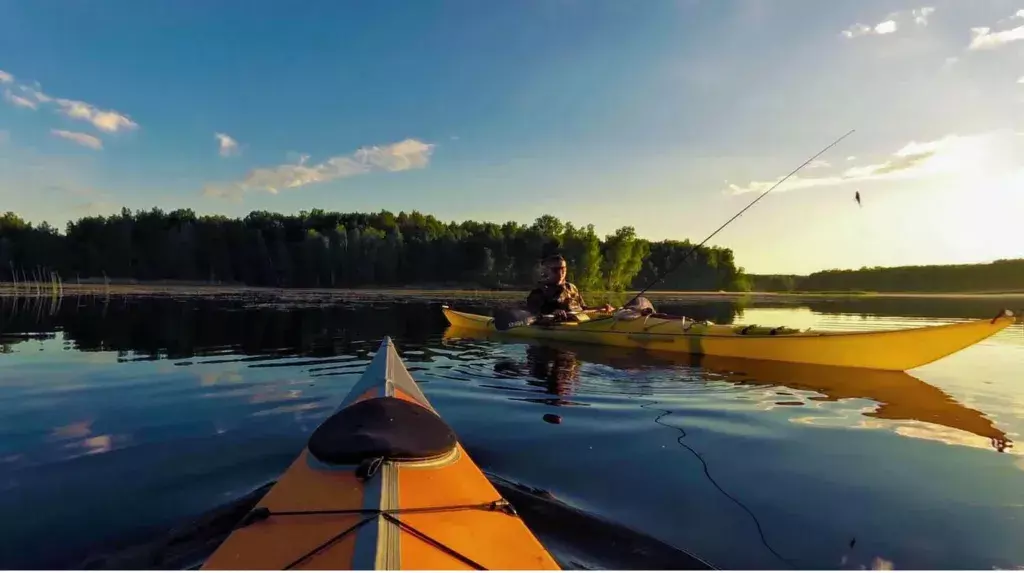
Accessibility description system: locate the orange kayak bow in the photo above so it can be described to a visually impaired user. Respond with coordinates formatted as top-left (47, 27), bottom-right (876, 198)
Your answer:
top-left (203, 337), bottom-right (559, 570)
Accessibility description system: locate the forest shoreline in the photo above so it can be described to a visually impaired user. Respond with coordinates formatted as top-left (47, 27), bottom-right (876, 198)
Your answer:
top-left (4, 210), bottom-right (1022, 295)
top-left (2, 281), bottom-right (1022, 301)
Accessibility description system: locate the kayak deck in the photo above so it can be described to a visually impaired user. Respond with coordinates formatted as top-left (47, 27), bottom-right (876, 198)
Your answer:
top-left (202, 337), bottom-right (558, 570)
top-left (441, 306), bottom-right (1017, 371)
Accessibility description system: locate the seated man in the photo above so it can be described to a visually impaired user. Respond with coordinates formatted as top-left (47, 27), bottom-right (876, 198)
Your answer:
top-left (526, 254), bottom-right (614, 321)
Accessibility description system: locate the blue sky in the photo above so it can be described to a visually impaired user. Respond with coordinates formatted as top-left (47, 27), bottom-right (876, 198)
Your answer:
top-left (1, 0), bottom-right (1022, 274)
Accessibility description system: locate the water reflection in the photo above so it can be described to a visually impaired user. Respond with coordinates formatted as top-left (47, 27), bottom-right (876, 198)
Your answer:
top-left (0, 295), bottom-right (452, 359)
top-left (48, 420), bottom-right (117, 457)
top-left (801, 296), bottom-right (1024, 320)
top-left (444, 328), bottom-right (1013, 453)
top-left (0, 293), bottom-right (1014, 455)
top-left (0, 294), bottom-right (746, 353)
top-left (494, 345), bottom-right (585, 406)
top-left (2, 292), bottom-right (1023, 570)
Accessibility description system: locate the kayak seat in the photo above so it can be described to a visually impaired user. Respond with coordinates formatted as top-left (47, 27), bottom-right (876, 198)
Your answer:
top-left (307, 396), bottom-right (457, 466)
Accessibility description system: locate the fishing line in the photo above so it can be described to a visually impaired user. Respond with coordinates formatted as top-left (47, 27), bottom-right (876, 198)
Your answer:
top-left (620, 129), bottom-right (856, 309)
top-left (639, 399), bottom-right (799, 569)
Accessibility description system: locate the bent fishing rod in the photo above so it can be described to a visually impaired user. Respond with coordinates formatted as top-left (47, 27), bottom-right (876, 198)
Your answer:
top-left (616, 128), bottom-right (857, 311)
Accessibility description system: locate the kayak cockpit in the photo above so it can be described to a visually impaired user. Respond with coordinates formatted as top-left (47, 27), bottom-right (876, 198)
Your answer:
top-left (308, 395), bottom-right (458, 470)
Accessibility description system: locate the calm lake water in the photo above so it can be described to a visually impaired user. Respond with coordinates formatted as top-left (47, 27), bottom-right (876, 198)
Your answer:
top-left (1, 292), bottom-right (1022, 569)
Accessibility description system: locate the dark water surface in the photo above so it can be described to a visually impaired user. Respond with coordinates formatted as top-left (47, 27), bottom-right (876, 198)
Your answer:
top-left (1, 292), bottom-right (1022, 569)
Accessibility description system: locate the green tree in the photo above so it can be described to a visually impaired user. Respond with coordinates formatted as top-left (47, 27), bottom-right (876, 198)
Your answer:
top-left (560, 223), bottom-right (603, 291)
top-left (0, 207), bottom-right (766, 293)
top-left (601, 226), bottom-right (648, 291)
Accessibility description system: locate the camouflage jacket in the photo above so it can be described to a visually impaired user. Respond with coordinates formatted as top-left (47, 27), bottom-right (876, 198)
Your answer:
top-left (526, 282), bottom-right (586, 315)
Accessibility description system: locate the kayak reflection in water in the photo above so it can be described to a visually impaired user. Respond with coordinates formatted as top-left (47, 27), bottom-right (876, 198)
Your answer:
top-left (526, 254), bottom-right (614, 321)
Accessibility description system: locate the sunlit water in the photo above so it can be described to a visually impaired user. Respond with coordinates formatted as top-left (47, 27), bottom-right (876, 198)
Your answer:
top-left (1, 293), bottom-right (1022, 569)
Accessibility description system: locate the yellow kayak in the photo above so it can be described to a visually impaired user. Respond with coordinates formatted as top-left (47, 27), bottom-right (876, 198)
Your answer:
top-left (202, 337), bottom-right (559, 570)
top-left (441, 306), bottom-right (1017, 371)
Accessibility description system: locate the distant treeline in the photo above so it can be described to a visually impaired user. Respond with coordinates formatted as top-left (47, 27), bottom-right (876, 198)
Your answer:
top-left (0, 209), bottom-right (748, 292)
top-left (750, 259), bottom-right (1024, 293)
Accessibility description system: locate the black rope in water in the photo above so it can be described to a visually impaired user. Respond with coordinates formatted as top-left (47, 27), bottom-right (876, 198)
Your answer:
top-left (236, 499), bottom-right (514, 570)
top-left (639, 400), bottom-right (799, 569)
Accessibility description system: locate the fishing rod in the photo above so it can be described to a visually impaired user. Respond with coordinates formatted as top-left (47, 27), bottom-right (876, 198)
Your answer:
top-left (491, 129), bottom-right (856, 332)
top-left (619, 129), bottom-right (856, 310)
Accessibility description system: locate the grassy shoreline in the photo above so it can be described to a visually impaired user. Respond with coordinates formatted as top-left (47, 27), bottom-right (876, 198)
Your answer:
top-left (1, 281), bottom-right (1022, 301)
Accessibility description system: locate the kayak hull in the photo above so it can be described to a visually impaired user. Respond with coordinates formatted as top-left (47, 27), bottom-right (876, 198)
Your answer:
top-left (441, 306), bottom-right (1017, 371)
top-left (203, 337), bottom-right (559, 570)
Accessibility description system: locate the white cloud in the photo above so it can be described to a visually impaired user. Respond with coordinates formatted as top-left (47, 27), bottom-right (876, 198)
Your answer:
top-left (969, 25), bottom-right (1024, 50)
top-left (911, 6), bottom-right (935, 22)
top-left (0, 71), bottom-right (138, 133)
top-left (1001, 9), bottom-right (1024, 23)
top-left (807, 159), bottom-right (831, 169)
top-left (4, 89), bottom-right (38, 110)
top-left (53, 98), bottom-right (138, 133)
top-left (842, 20), bottom-right (897, 38)
top-left (23, 86), bottom-right (52, 104)
top-left (969, 10), bottom-right (1024, 50)
top-left (285, 151), bottom-right (312, 165)
top-left (874, 20), bottom-right (898, 35)
top-left (726, 132), bottom-right (1004, 195)
top-left (215, 132), bottom-right (240, 157)
top-left (842, 24), bottom-right (872, 39)
top-left (912, 7), bottom-right (936, 26)
top-left (841, 6), bottom-right (932, 39)
top-left (204, 138), bottom-right (435, 199)
top-left (1018, 76), bottom-right (1024, 84)
top-left (51, 129), bottom-right (103, 150)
